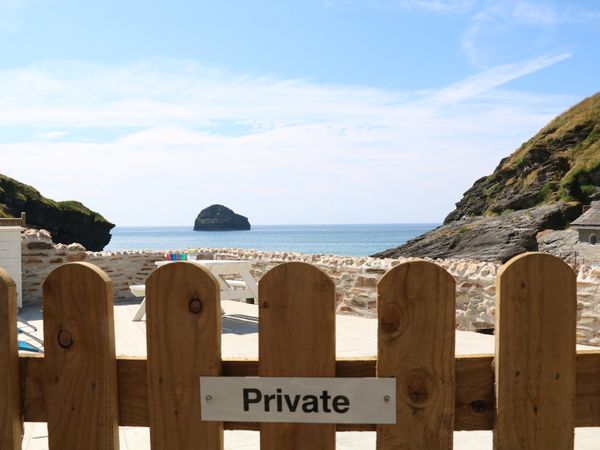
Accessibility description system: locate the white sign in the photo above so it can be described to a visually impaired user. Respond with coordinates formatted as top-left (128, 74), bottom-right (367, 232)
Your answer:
top-left (200, 377), bottom-right (396, 424)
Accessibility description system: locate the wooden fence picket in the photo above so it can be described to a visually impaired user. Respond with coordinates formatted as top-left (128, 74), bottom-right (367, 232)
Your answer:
top-left (258, 262), bottom-right (336, 450)
top-left (42, 262), bottom-right (119, 450)
top-left (377, 260), bottom-right (456, 449)
top-left (145, 261), bottom-right (223, 450)
top-left (494, 253), bottom-right (576, 449)
top-left (0, 268), bottom-right (21, 450)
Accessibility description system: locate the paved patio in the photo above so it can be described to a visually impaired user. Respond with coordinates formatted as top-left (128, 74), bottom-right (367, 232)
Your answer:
top-left (17, 300), bottom-right (600, 449)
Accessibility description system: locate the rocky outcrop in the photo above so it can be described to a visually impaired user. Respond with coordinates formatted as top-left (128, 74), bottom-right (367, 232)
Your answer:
top-left (0, 174), bottom-right (114, 250)
top-left (373, 203), bottom-right (580, 262)
top-left (375, 92), bottom-right (600, 262)
top-left (445, 92), bottom-right (600, 224)
top-left (536, 228), bottom-right (579, 261)
top-left (194, 204), bottom-right (251, 231)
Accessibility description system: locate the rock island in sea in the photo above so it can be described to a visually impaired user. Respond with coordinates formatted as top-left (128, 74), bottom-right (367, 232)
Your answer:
top-left (194, 204), bottom-right (251, 231)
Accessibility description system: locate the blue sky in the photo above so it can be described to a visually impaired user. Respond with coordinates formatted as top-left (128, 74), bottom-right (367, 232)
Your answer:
top-left (1, 0), bottom-right (599, 225)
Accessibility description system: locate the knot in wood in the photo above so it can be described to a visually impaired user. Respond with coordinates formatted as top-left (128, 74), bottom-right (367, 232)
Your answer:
top-left (188, 298), bottom-right (203, 314)
top-left (470, 400), bottom-right (488, 414)
top-left (379, 303), bottom-right (405, 338)
top-left (404, 370), bottom-right (435, 408)
top-left (57, 329), bottom-right (73, 349)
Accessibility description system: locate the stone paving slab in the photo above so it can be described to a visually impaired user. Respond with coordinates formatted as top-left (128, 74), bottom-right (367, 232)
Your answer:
top-left (16, 300), bottom-right (600, 449)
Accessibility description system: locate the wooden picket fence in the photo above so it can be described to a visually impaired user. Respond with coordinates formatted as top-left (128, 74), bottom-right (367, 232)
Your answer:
top-left (1, 253), bottom-right (600, 449)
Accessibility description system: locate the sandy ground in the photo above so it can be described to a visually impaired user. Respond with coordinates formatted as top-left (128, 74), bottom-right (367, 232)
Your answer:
top-left (17, 300), bottom-right (600, 449)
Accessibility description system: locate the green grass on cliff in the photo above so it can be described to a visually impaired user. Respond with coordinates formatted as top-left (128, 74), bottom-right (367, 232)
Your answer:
top-left (0, 174), bottom-right (110, 222)
top-left (496, 92), bottom-right (600, 205)
top-left (560, 137), bottom-right (600, 187)
top-left (504, 93), bottom-right (600, 172)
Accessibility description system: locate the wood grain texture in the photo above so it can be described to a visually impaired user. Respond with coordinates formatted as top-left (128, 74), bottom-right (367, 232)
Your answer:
top-left (43, 262), bottom-right (119, 450)
top-left (145, 261), bottom-right (223, 450)
top-left (0, 268), bottom-right (20, 450)
top-left (377, 260), bottom-right (456, 450)
top-left (17, 352), bottom-right (600, 429)
top-left (259, 262), bottom-right (336, 450)
top-left (494, 253), bottom-right (576, 450)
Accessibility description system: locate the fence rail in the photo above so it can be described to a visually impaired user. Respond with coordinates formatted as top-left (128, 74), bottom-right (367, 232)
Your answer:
top-left (1, 253), bottom-right (600, 449)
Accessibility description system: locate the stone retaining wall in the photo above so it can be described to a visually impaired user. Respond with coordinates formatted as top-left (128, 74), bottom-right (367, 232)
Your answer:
top-left (18, 229), bottom-right (600, 346)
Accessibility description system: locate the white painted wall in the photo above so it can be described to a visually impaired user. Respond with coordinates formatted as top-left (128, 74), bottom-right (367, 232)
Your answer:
top-left (0, 226), bottom-right (22, 307)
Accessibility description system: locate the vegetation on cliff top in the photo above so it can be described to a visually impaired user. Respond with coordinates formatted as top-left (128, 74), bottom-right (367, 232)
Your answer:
top-left (445, 92), bottom-right (600, 223)
top-left (0, 175), bottom-right (109, 223)
top-left (0, 174), bottom-right (114, 250)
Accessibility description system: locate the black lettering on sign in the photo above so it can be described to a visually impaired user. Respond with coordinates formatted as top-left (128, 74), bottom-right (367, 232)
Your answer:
top-left (276, 388), bottom-right (283, 411)
top-left (284, 393), bottom-right (301, 412)
top-left (320, 390), bottom-right (332, 413)
top-left (241, 387), bottom-right (352, 414)
top-left (264, 394), bottom-right (277, 412)
top-left (302, 395), bottom-right (319, 413)
top-left (243, 388), bottom-right (262, 412)
top-left (333, 395), bottom-right (350, 413)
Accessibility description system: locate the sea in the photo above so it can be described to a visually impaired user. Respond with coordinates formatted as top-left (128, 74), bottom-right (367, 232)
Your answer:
top-left (105, 224), bottom-right (438, 257)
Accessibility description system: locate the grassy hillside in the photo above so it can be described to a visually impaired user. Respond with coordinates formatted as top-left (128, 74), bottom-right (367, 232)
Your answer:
top-left (445, 92), bottom-right (600, 223)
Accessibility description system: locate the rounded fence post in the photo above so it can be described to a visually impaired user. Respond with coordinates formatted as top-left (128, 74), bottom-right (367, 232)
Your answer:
top-left (259, 262), bottom-right (336, 450)
top-left (146, 261), bottom-right (223, 450)
top-left (43, 262), bottom-right (119, 450)
top-left (376, 260), bottom-right (456, 449)
top-left (494, 253), bottom-right (576, 449)
top-left (0, 268), bottom-right (21, 450)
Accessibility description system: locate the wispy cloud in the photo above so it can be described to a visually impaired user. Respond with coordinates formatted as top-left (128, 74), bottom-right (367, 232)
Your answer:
top-left (432, 52), bottom-right (571, 103)
top-left (0, 57), bottom-right (575, 224)
top-left (462, 1), bottom-right (600, 65)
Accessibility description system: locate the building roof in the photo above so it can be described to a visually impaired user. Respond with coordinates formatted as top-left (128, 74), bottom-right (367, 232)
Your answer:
top-left (571, 201), bottom-right (600, 227)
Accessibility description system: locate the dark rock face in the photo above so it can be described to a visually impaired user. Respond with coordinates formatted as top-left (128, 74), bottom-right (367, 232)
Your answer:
top-left (0, 174), bottom-right (114, 251)
top-left (373, 203), bottom-right (580, 263)
top-left (194, 205), bottom-right (251, 231)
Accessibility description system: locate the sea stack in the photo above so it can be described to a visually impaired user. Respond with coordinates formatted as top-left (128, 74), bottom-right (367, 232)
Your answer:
top-left (194, 204), bottom-right (251, 231)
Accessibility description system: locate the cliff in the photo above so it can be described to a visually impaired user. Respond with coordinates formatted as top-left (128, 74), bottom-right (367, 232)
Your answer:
top-left (445, 92), bottom-right (600, 223)
top-left (0, 174), bottom-right (114, 250)
top-left (194, 204), bottom-right (251, 231)
top-left (375, 92), bottom-right (600, 262)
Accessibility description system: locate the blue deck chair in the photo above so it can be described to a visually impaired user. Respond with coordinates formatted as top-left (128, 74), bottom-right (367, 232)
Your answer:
top-left (17, 327), bottom-right (43, 353)
top-left (18, 340), bottom-right (42, 353)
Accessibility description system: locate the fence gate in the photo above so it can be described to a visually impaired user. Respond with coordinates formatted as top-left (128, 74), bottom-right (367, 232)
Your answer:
top-left (1, 253), bottom-right (599, 449)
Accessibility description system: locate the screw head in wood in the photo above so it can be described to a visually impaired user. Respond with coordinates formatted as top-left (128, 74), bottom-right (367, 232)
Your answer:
top-left (57, 329), bottom-right (73, 349)
top-left (189, 298), bottom-right (203, 314)
top-left (205, 395), bottom-right (213, 401)
top-left (384, 395), bottom-right (391, 403)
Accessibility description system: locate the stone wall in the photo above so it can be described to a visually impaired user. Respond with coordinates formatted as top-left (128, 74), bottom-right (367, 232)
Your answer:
top-left (18, 229), bottom-right (600, 346)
